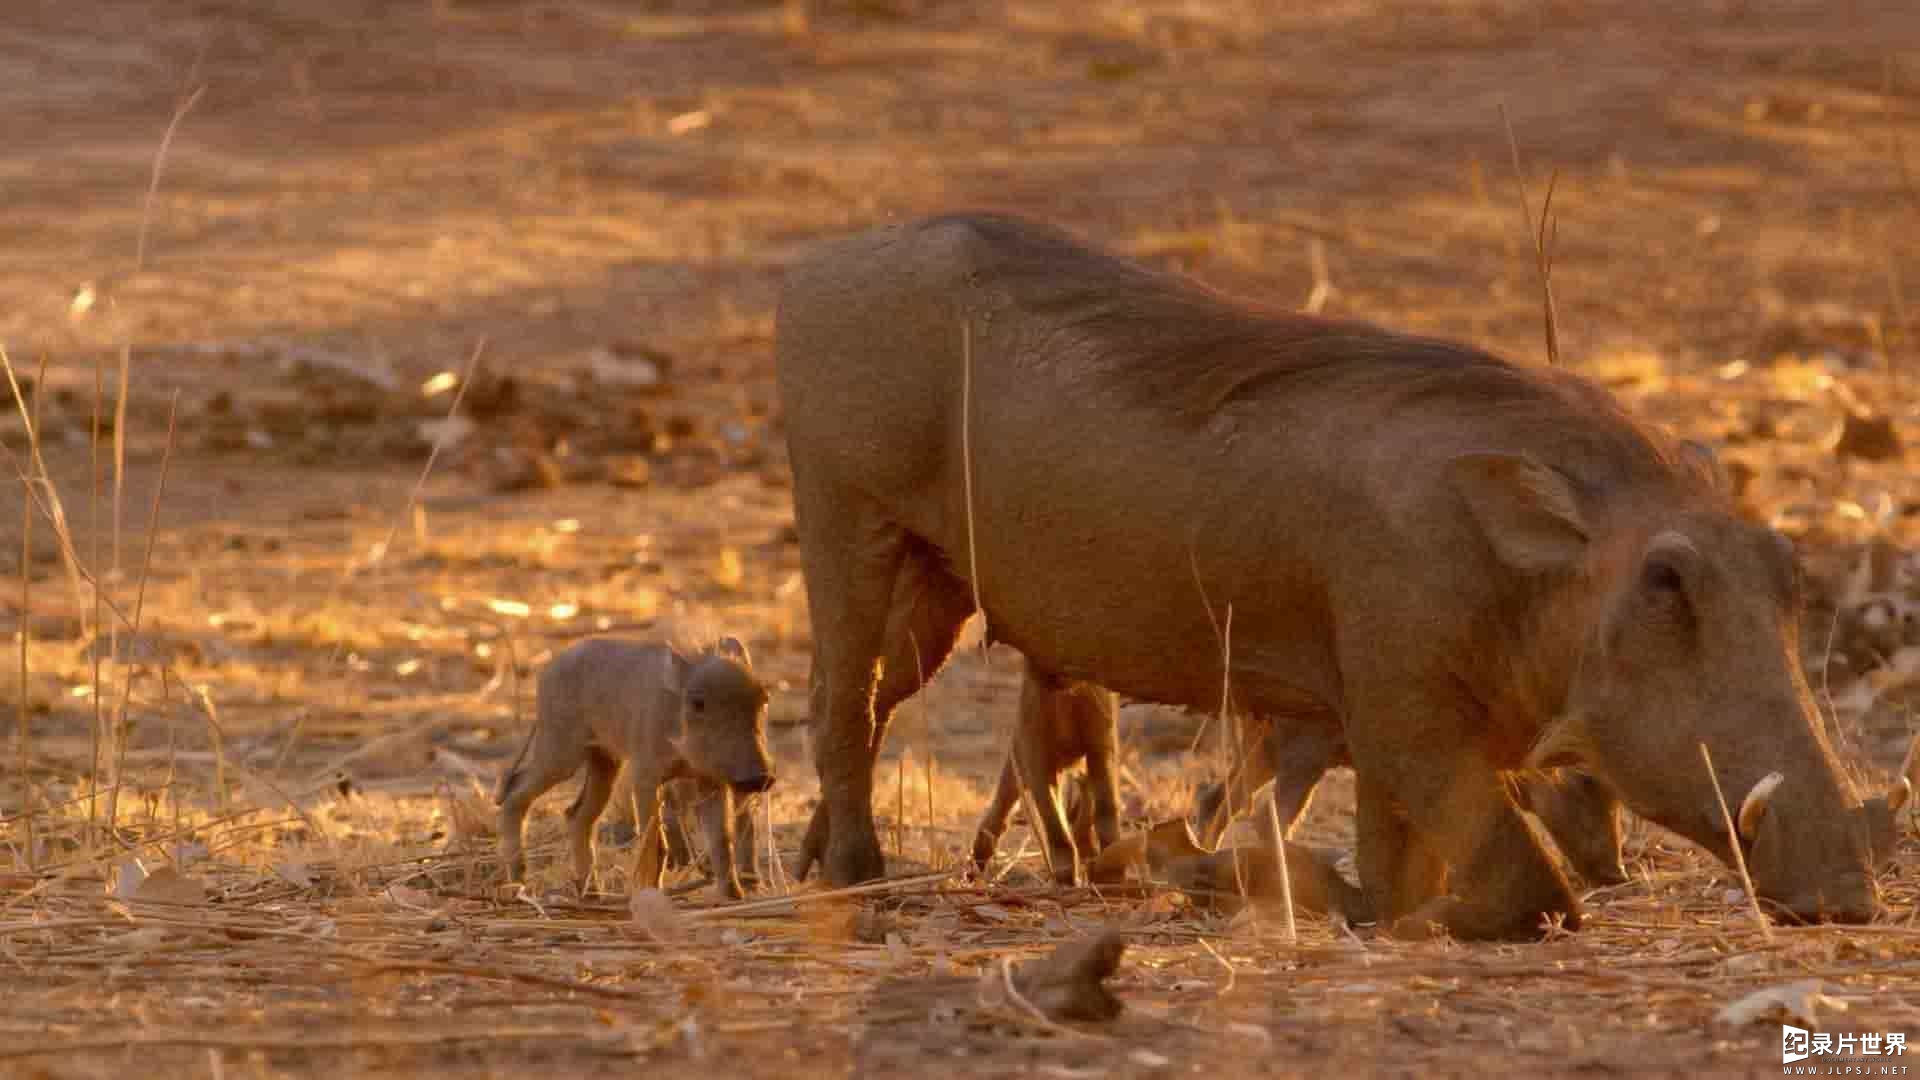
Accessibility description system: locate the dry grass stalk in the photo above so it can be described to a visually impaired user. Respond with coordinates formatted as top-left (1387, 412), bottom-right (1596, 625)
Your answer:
top-left (1261, 782), bottom-right (1298, 944)
top-left (15, 407), bottom-right (35, 873)
top-left (352, 339), bottom-right (486, 584)
top-left (88, 354), bottom-right (104, 852)
top-left (3, 348), bottom-right (87, 618)
top-left (683, 869), bottom-right (951, 920)
top-left (1498, 102), bottom-right (1563, 367)
top-left (0, 1026), bottom-right (626, 1063)
top-left (133, 86), bottom-right (205, 277)
top-left (1218, 604), bottom-right (1250, 904)
top-left (1697, 742), bottom-right (1772, 942)
top-left (104, 392), bottom-right (180, 843)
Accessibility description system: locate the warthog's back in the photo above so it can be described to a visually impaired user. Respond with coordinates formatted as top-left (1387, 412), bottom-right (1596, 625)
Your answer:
top-left (776, 214), bottom-right (1692, 713)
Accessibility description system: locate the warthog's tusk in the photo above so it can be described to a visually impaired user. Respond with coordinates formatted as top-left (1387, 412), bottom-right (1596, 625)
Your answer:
top-left (1889, 776), bottom-right (1913, 814)
top-left (1736, 772), bottom-right (1786, 841)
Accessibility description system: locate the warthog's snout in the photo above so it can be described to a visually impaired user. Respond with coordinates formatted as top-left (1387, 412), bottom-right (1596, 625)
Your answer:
top-left (732, 773), bottom-right (776, 795)
top-left (1766, 873), bottom-right (1879, 926)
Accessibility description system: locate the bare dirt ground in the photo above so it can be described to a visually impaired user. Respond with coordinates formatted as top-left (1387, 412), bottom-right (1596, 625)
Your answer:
top-left (5, 1), bottom-right (1920, 1076)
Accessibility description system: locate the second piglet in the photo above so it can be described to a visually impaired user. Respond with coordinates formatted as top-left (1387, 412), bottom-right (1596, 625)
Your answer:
top-left (496, 636), bottom-right (775, 898)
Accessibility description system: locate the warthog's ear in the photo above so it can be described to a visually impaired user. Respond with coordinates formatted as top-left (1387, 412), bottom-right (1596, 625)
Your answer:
top-left (1449, 453), bottom-right (1590, 572)
top-left (1677, 439), bottom-right (1727, 491)
top-left (715, 636), bottom-right (752, 667)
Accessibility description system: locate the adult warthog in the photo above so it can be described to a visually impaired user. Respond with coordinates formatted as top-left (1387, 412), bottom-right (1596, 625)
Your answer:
top-left (776, 211), bottom-right (1905, 939)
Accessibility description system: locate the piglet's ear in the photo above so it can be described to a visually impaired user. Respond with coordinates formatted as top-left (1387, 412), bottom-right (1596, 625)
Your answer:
top-left (715, 636), bottom-right (752, 668)
top-left (1449, 452), bottom-right (1590, 573)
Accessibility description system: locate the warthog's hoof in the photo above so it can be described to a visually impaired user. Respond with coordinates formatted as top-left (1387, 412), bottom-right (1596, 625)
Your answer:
top-left (970, 830), bottom-right (1001, 877)
top-left (794, 802), bottom-right (830, 881)
top-left (823, 836), bottom-right (887, 887)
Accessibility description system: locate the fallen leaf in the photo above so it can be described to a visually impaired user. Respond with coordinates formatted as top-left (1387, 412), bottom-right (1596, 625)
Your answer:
top-left (1715, 980), bottom-right (1848, 1028)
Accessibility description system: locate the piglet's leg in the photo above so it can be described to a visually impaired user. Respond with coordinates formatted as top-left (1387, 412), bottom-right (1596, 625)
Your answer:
top-left (627, 769), bottom-right (669, 892)
top-left (697, 786), bottom-right (746, 899)
top-left (1078, 689), bottom-right (1123, 880)
top-left (1015, 680), bottom-right (1078, 886)
top-left (564, 748), bottom-right (619, 893)
top-left (971, 756), bottom-right (1023, 875)
top-left (731, 794), bottom-right (761, 881)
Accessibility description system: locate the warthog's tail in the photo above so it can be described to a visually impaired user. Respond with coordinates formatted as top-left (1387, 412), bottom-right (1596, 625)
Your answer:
top-left (494, 726), bottom-right (537, 805)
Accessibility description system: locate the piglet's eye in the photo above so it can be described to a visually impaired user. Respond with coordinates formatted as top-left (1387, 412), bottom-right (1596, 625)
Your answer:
top-left (688, 696), bottom-right (707, 713)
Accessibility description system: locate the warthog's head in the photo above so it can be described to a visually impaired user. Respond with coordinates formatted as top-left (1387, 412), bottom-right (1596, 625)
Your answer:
top-left (1456, 450), bottom-right (1905, 924)
top-left (670, 638), bottom-right (776, 796)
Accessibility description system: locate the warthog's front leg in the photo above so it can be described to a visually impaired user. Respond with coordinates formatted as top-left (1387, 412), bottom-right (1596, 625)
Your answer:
top-left (1355, 771), bottom-right (1448, 925)
top-left (793, 511), bottom-right (974, 885)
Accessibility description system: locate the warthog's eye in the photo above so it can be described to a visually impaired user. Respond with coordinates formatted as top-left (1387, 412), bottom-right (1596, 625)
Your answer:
top-left (1642, 560), bottom-right (1686, 597)
top-left (688, 694), bottom-right (707, 714)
